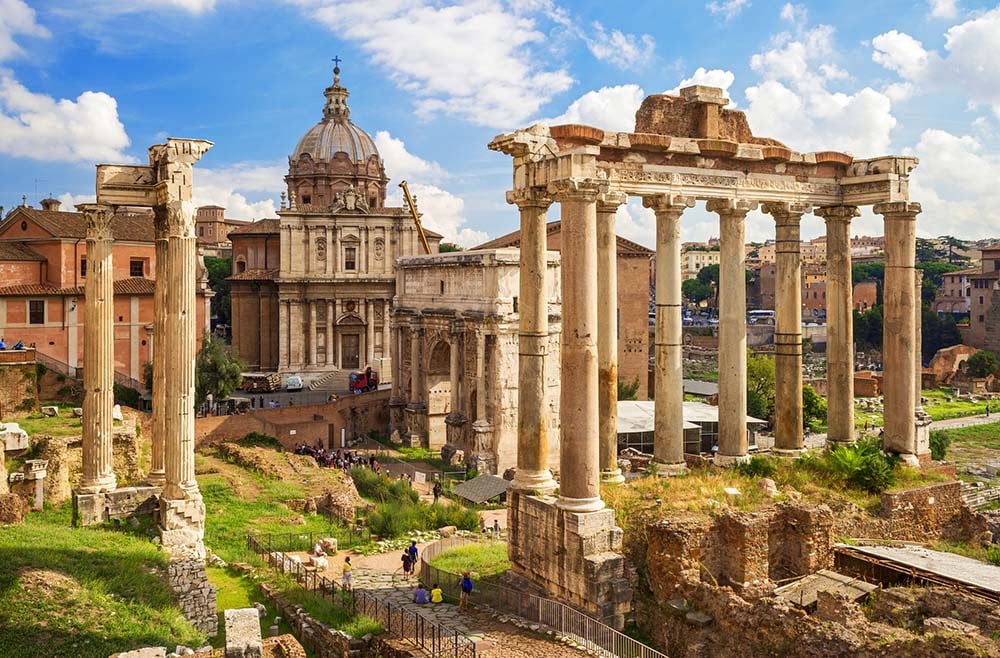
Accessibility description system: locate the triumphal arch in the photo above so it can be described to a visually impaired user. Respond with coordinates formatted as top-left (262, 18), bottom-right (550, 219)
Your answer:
top-left (490, 85), bottom-right (926, 627)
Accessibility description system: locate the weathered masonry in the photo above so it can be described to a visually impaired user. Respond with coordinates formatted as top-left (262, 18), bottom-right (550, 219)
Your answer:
top-left (490, 85), bottom-right (927, 628)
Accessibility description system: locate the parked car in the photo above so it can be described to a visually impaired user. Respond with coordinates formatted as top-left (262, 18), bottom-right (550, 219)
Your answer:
top-left (286, 375), bottom-right (304, 392)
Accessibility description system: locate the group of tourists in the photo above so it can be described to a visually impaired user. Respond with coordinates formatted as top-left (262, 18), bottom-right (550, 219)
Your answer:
top-left (294, 444), bottom-right (380, 474)
top-left (0, 338), bottom-right (27, 350)
top-left (411, 575), bottom-right (473, 608)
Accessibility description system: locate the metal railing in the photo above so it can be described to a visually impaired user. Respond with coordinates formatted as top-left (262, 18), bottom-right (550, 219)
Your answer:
top-left (247, 533), bottom-right (476, 658)
top-left (420, 537), bottom-right (669, 658)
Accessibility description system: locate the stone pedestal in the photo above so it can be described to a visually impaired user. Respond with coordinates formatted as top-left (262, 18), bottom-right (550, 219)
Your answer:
top-left (471, 420), bottom-right (496, 474)
top-left (73, 484), bottom-right (162, 527)
top-left (507, 491), bottom-right (632, 628)
top-left (225, 608), bottom-right (263, 658)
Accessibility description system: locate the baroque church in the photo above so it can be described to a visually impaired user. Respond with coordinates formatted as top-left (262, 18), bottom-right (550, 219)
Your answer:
top-left (228, 65), bottom-right (441, 382)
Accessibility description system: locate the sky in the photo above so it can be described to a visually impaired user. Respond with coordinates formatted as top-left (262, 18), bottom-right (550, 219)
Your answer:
top-left (1, 0), bottom-right (1000, 249)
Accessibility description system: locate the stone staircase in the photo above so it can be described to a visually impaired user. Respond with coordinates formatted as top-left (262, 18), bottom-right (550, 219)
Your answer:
top-left (309, 369), bottom-right (352, 391)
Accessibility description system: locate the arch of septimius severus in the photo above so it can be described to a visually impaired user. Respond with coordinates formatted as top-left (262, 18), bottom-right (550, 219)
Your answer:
top-left (491, 85), bottom-right (927, 628)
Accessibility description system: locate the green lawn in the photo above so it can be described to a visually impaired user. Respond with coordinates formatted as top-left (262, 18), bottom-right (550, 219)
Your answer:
top-left (427, 542), bottom-right (511, 581)
top-left (14, 407), bottom-right (84, 437)
top-left (932, 420), bottom-right (1000, 448)
top-left (0, 506), bottom-right (205, 658)
top-left (922, 389), bottom-right (993, 421)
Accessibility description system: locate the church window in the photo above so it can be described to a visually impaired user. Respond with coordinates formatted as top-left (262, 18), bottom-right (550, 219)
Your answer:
top-left (345, 247), bottom-right (356, 270)
top-left (29, 300), bottom-right (44, 325)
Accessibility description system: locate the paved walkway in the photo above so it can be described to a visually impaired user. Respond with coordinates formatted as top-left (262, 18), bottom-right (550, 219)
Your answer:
top-left (772, 413), bottom-right (1000, 452)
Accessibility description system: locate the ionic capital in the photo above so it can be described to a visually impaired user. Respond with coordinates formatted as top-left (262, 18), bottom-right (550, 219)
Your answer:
top-left (873, 201), bottom-right (921, 220)
top-left (762, 201), bottom-right (812, 222)
top-left (642, 194), bottom-right (695, 216)
top-left (548, 178), bottom-right (602, 203)
top-left (506, 188), bottom-right (552, 211)
top-left (706, 198), bottom-right (758, 216)
top-left (815, 205), bottom-right (861, 223)
top-left (77, 203), bottom-right (115, 242)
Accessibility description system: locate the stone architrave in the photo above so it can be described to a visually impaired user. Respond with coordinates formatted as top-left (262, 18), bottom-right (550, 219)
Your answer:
top-left (644, 193), bottom-right (695, 473)
top-left (816, 205), bottom-right (860, 445)
top-left (877, 201), bottom-right (921, 463)
top-left (597, 191), bottom-right (628, 483)
top-left (77, 203), bottom-right (117, 494)
top-left (708, 199), bottom-right (757, 466)
top-left (551, 179), bottom-right (604, 512)
top-left (510, 189), bottom-right (558, 493)
top-left (764, 202), bottom-right (811, 454)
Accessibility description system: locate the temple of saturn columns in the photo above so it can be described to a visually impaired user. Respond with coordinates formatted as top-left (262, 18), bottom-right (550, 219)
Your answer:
top-left (73, 138), bottom-right (218, 634)
top-left (489, 85), bottom-right (927, 627)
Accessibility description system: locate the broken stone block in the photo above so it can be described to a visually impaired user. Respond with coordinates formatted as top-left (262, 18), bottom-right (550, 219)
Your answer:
top-left (923, 616), bottom-right (980, 636)
top-left (72, 407), bottom-right (83, 418)
top-left (686, 610), bottom-right (713, 627)
top-left (319, 537), bottom-right (338, 553)
top-left (438, 525), bottom-right (457, 537)
top-left (758, 478), bottom-right (779, 497)
top-left (113, 404), bottom-right (124, 421)
top-left (224, 608), bottom-right (263, 658)
top-left (40, 406), bottom-right (58, 417)
top-left (1, 423), bottom-right (28, 452)
top-left (723, 487), bottom-right (741, 497)
top-left (0, 493), bottom-right (29, 525)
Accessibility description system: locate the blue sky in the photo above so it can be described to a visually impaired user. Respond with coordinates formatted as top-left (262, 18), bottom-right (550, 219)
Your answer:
top-left (1, 0), bottom-right (999, 248)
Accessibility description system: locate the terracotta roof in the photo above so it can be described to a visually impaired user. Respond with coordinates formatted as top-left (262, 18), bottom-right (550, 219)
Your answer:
top-left (0, 277), bottom-right (156, 297)
top-left (228, 268), bottom-right (279, 281)
top-left (0, 242), bottom-right (43, 262)
top-left (228, 218), bottom-right (279, 237)
top-left (1, 207), bottom-right (155, 242)
top-left (474, 220), bottom-right (653, 255)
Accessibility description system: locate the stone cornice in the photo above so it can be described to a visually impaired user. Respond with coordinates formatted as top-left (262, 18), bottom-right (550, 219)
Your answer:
top-left (705, 198), bottom-right (758, 216)
top-left (548, 178), bottom-right (602, 202)
top-left (873, 201), bottom-right (922, 219)
top-left (506, 188), bottom-right (553, 210)
top-left (814, 205), bottom-right (861, 222)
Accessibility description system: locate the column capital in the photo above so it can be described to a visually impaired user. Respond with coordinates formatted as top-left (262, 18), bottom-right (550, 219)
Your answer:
top-left (506, 188), bottom-right (553, 210)
top-left (76, 203), bottom-right (116, 241)
top-left (874, 201), bottom-right (921, 219)
top-left (153, 204), bottom-right (196, 239)
top-left (762, 201), bottom-right (812, 220)
top-left (642, 194), bottom-right (695, 215)
top-left (596, 191), bottom-right (628, 213)
top-left (814, 205), bottom-right (860, 221)
top-left (547, 178), bottom-right (602, 202)
top-left (706, 198), bottom-right (758, 216)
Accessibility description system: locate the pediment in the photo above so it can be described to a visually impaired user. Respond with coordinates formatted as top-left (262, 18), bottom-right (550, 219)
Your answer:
top-left (340, 233), bottom-right (361, 243)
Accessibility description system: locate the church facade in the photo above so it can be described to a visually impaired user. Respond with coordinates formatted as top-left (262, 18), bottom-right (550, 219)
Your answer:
top-left (229, 66), bottom-right (440, 382)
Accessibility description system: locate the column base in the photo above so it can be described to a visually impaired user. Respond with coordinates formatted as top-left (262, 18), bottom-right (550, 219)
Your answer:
top-left (512, 469), bottom-right (558, 494)
top-left (556, 495), bottom-right (605, 513)
top-left (147, 470), bottom-right (166, 487)
top-left (714, 453), bottom-right (750, 467)
top-left (78, 475), bottom-right (117, 495)
top-left (772, 448), bottom-right (805, 458)
top-left (650, 460), bottom-right (687, 477)
top-left (600, 468), bottom-right (626, 484)
top-left (159, 490), bottom-right (207, 561)
top-left (896, 453), bottom-right (920, 467)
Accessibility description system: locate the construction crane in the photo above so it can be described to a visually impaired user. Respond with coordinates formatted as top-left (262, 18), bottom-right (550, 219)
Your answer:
top-left (399, 180), bottom-right (432, 255)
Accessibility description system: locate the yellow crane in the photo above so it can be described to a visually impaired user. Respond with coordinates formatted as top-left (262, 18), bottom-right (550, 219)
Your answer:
top-left (399, 180), bottom-right (432, 255)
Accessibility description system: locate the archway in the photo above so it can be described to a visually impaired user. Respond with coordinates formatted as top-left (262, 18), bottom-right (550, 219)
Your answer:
top-left (426, 340), bottom-right (451, 450)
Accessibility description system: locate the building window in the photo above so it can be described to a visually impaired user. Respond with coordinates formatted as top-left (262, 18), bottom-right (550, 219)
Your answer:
top-left (80, 258), bottom-right (87, 277)
top-left (236, 260), bottom-right (247, 273)
top-left (980, 296), bottom-right (985, 305)
top-left (345, 247), bottom-right (356, 270)
top-left (29, 300), bottom-right (44, 325)
top-left (198, 226), bottom-right (204, 237)
top-left (130, 259), bottom-right (145, 277)
top-left (979, 315), bottom-right (985, 323)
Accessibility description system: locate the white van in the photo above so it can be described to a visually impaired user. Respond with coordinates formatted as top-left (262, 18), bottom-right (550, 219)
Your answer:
top-left (286, 375), bottom-right (304, 392)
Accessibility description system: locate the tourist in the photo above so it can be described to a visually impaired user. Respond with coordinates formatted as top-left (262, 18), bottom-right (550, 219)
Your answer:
top-left (987, 403), bottom-right (991, 418)
top-left (492, 519), bottom-right (501, 537)
top-left (342, 556), bottom-right (352, 591)
top-left (407, 540), bottom-right (419, 566)
top-left (431, 583), bottom-right (443, 604)
top-left (259, 395), bottom-right (264, 409)
top-left (458, 572), bottom-right (473, 609)
top-left (413, 582), bottom-right (429, 604)
top-left (313, 541), bottom-right (326, 557)
top-left (401, 550), bottom-right (414, 577)
top-left (0, 337), bottom-right (6, 350)
top-left (433, 479), bottom-right (442, 504)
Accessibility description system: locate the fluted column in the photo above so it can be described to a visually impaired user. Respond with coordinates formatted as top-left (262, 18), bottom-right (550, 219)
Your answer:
top-left (475, 329), bottom-right (487, 422)
top-left (382, 299), bottom-right (391, 361)
top-left (449, 329), bottom-right (461, 415)
top-left (326, 300), bottom-right (335, 366)
top-left (78, 203), bottom-right (117, 494)
top-left (708, 199), bottom-right (757, 466)
top-left (366, 300), bottom-right (376, 367)
top-left (410, 322), bottom-right (425, 406)
top-left (644, 194), bottom-right (695, 473)
top-left (509, 190), bottom-right (557, 493)
top-left (309, 301), bottom-right (318, 367)
top-left (149, 219), bottom-right (167, 485)
top-left (765, 202), bottom-right (810, 454)
top-left (816, 206), bottom-right (859, 445)
top-left (278, 300), bottom-right (289, 368)
top-left (877, 201), bottom-right (921, 463)
top-left (553, 180), bottom-right (603, 512)
top-left (596, 192), bottom-right (627, 483)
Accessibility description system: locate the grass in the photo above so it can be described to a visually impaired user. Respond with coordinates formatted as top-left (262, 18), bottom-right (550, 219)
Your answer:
top-left (932, 541), bottom-right (1000, 567)
top-left (0, 505), bottom-right (205, 658)
top-left (930, 421), bottom-right (1000, 449)
top-left (14, 406), bottom-right (83, 437)
top-left (427, 543), bottom-right (510, 581)
top-left (922, 389), bottom-right (994, 421)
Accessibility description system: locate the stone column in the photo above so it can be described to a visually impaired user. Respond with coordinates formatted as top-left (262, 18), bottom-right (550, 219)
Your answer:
top-left (707, 199), bottom-right (757, 466)
top-left (366, 300), bottom-right (376, 367)
top-left (644, 194), bottom-right (695, 474)
top-left (289, 301), bottom-right (302, 367)
top-left (765, 202), bottom-right (810, 454)
top-left (410, 322), bottom-right (425, 406)
top-left (596, 192), bottom-right (627, 483)
top-left (474, 329), bottom-right (487, 422)
top-left (816, 206), bottom-right (859, 445)
top-left (308, 301), bottom-right (318, 367)
top-left (149, 218), bottom-right (167, 486)
top-left (326, 300), bottom-right (335, 366)
top-left (510, 190), bottom-right (557, 493)
top-left (915, 272), bottom-right (932, 456)
top-left (382, 299), bottom-right (391, 361)
top-left (449, 329), bottom-right (462, 415)
top-left (278, 300), bottom-right (289, 368)
top-left (877, 202), bottom-right (921, 463)
top-left (78, 203), bottom-right (117, 494)
top-left (553, 180), bottom-right (604, 512)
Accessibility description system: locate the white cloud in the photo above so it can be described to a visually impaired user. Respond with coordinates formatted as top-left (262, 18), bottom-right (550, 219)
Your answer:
top-left (0, 72), bottom-right (133, 162)
top-left (0, 0), bottom-right (49, 62)
top-left (193, 161), bottom-right (284, 221)
top-left (57, 192), bottom-right (95, 209)
top-left (665, 67), bottom-right (736, 101)
top-left (928, 0), bottom-right (958, 19)
top-left (540, 84), bottom-right (646, 132)
top-left (374, 131), bottom-right (446, 183)
top-left (872, 8), bottom-right (1000, 118)
top-left (706, 0), bottom-right (749, 21)
top-left (584, 23), bottom-right (654, 69)
top-left (779, 3), bottom-right (807, 27)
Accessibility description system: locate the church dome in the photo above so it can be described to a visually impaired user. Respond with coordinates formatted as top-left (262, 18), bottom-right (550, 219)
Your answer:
top-left (290, 66), bottom-right (379, 163)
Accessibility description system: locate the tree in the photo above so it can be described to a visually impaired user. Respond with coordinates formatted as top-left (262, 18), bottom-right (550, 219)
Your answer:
top-left (915, 237), bottom-right (942, 263)
top-left (921, 306), bottom-right (962, 361)
top-left (697, 263), bottom-right (719, 286)
top-left (195, 332), bottom-right (245, 408)
top-left (966, 351), bottom-right (1000, 378)
top-left (617, 378), bottom-right (640, 400)
top-left (854, 305), bottom-right (883, 350)
top-left (802, 385), bottom-right (827, 429)
top-left (682, 278), bottom-right (712, 304)
top-left (204, 256), bottom-right (232, 327)
top-left (142, 361), bottom-right (153, 392)
top-left (439, 242), bottom-right (462, 252)
top-left (939, 235), bottom-right (970, 265)
top-left (746, 351), bottom-right (776, 420)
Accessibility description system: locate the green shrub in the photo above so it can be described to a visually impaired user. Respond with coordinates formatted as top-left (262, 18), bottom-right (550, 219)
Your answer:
top-left (806, 437), bottom-right (898, 494)
top-left (929, 430), bottom-right (951, 461)
top-left (736, 455), bottom-right (776, 478)
top-left (237, 432), bottom-right (283, 450)
top-left (987, 546), bottom-right (1000, 567)
top-left (367, 502), bottom-right (431, 538)
top-left (114, 383), bottom-right (141, 409)
top-left (429, 504), bottom-right (480, 531)
top-left (350, 468), bottom-right (418, 504)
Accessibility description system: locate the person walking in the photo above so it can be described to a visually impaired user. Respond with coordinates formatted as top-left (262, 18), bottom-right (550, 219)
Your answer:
top-left (433, 479), bottom-right (442, 504)
top-left (458, 572), bottom-right (473, 609)
top-left (401, 550), bottom-right (413, 578)
top-left (342, 556), bottom-right (353, 592)
top-left (407, 540), bottom-right (419, 566)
